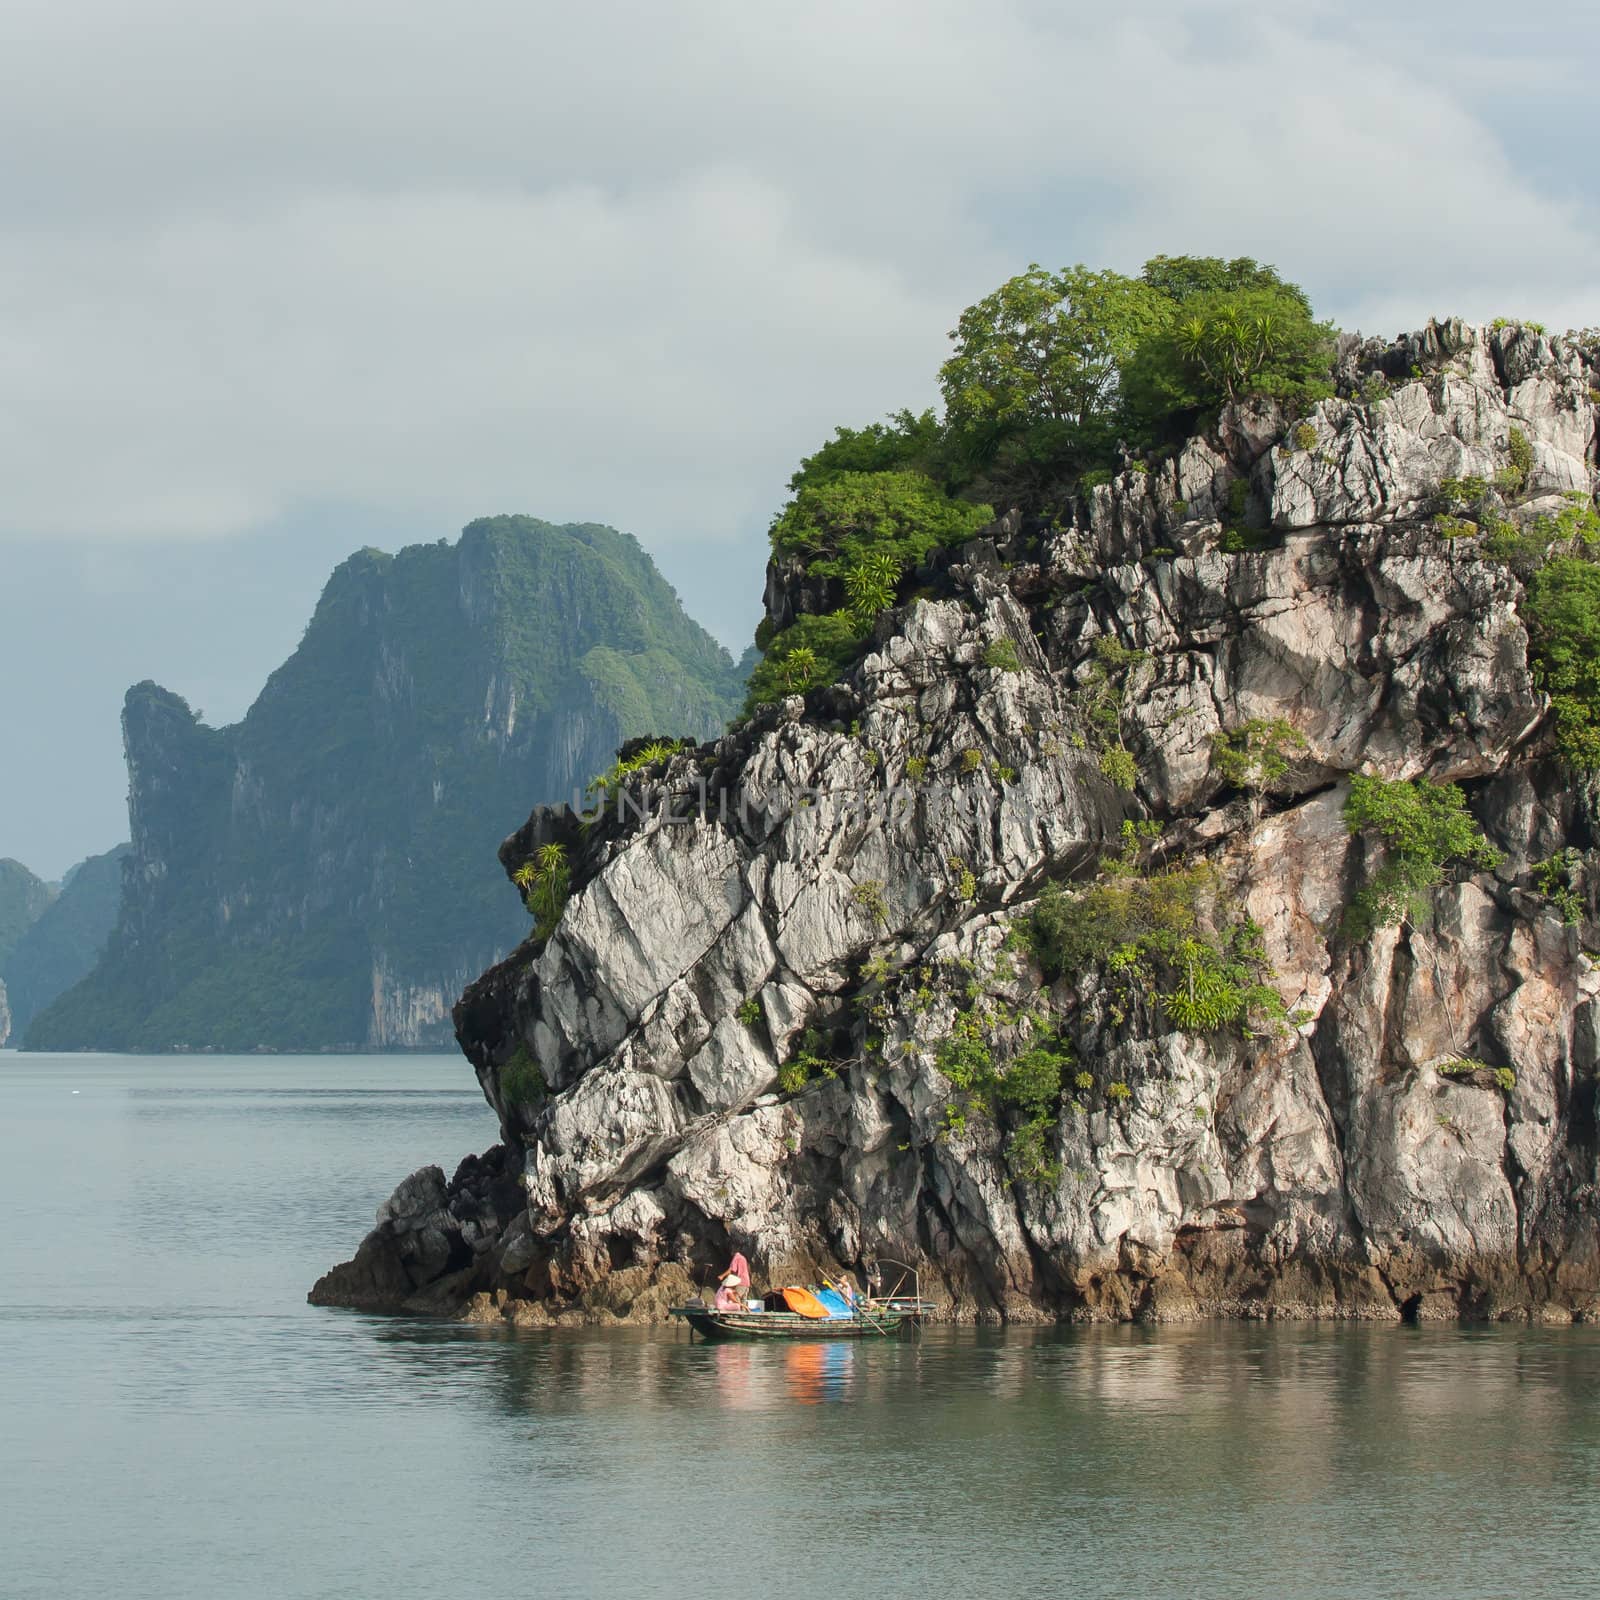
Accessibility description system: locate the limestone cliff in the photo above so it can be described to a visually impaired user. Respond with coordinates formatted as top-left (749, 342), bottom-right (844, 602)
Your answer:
top-left (315, 322), bottom-right (1600, 1322)
top-left (29, 518), bottom-right (745, 1052)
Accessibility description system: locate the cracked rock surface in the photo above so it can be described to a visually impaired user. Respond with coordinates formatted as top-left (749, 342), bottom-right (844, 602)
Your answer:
top-left (312, 321), bottom-right (1600, 1325)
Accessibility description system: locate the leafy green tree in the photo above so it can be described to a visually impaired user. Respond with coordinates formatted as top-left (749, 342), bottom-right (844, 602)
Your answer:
top-left (1139, 254), bottom-right (1312, 311)
top-left (770, 469), bottom-right (991, 572)
top-left (939, 264), bottom-right (1171, 461)
top-left (1211, 717), bottom-right (1309, 811)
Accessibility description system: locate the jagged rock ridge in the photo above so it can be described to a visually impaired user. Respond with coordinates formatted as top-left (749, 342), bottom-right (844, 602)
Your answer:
top-left (30, 518), bottom-right (746, 1052)
top-left (315, 322), bottom-right (1600, 1322)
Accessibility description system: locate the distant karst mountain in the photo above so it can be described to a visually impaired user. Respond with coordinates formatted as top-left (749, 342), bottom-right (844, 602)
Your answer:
top-left (0, 858), bottom-right (57, 1046)
top-left (0, 858), bottom-right (56, 966)
top-left (1, 845), bottom-right (129, 1044)
top-left (27, 517), bottom-right (746, 1051)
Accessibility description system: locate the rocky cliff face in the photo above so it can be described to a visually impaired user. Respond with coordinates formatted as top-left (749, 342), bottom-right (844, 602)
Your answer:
top-left (314, 322), bottom-right (1600, 1323)
top-left (29, 518), bottom-right (746, 1052)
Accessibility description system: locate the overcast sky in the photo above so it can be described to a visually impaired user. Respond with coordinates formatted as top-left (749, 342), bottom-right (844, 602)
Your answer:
top-left (3, 0), bottom-right (1598, 878)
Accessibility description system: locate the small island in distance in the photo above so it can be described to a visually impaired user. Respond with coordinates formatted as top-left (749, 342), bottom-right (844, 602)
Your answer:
top-left (23, 517), bottom-right (749, 1052)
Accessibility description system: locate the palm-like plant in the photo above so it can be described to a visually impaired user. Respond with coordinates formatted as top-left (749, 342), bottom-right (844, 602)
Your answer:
top-left (844, 550), bottom-right (902, 625)
top-left (513, 842), bottom-right (570, 938)
top-left (1176, 306), bottom-right (1289, 402)
top-left (782, 646), bottom-right (819, 691)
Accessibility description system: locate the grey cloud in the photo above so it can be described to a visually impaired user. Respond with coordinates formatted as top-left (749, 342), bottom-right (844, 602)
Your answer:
top-left (3, 1), bottom-right (1596, 550)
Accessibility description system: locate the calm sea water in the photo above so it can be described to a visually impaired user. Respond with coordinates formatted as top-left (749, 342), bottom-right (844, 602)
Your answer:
top-left (2, 1052), bottom-right (1597, 1600)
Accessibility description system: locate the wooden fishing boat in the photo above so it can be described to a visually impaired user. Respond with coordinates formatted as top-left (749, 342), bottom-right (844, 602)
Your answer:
top-left (669, 1302), bottom-right (913, 1340)
top-left (669, 1261), bottom-right (936, 1340)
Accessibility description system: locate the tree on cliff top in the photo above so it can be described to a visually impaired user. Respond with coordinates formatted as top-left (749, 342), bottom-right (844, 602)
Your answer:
top-left (742, 253), bottom-right (1336, 710)
top-left (938, 254), bottom-right (1334, 476)
top-left (938, 264), bottom-right (1171, 471)
top-left (1120, 284), bottom-right (1336, 431)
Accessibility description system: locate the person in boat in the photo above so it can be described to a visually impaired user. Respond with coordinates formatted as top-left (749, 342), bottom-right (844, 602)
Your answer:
top-left (712, 1251), bottom-right (751, 1311)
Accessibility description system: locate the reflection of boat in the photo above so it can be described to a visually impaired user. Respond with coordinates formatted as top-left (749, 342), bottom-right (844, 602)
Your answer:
top-left (669, 1260), bottom-right (937, 1340)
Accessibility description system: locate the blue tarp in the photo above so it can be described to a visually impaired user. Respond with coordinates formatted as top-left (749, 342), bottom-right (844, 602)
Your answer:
top-left (812, 1287), bottom-right (853, 1318)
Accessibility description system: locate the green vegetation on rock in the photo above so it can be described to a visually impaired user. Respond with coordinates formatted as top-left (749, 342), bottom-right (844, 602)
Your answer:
top-left (740, 253), bottom-right (1338, 710)
top-left (1211, 718), bottom-right (1309, 799)
top-left (1029, 826), bottom-right (1285, 1036)
top-left (777, 1028), bottom-right (835, 1095)
top-left (1527, 552), bottom-right (1600, 768)
top-left (743, 611), bottom-right (869, 712)
top-left (1533, 848), bottom-right (1585, 925)
top-left (1422, 484), bottom-right (1600, 771)
top-left (940, 264), bottom-right (1173, 470)
top-left (772, 470), bottom-right (992, 572)
top-left (512, 843), bottom-right (571, 943)
top-left (500, 1045), bottom-right (548, 1108)
top-left (1342, 774), bottom-right (1502, 938)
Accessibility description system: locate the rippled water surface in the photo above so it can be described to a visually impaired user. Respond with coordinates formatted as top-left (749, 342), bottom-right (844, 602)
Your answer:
top-left (3, 1053), bottom-right (1598, 1600)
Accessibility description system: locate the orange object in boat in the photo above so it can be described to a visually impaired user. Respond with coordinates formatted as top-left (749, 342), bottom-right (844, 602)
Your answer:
top-left (780, 1286), bottom-right (832, 1319)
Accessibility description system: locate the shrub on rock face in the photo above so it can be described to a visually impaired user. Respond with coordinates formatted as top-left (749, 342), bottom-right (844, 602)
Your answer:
top-left (1533, 848), bottom-right (1585, 925)
top-left (982, 638), bottom-right (1024, 673)
top-left (1210, 718), bottom-right (1308, 799)
top-left (1342, 775), bottom-right (1502, 937)
top-left (743, 612), bottom-right (867, 712)
top-left (932, 1009), bottom-right (1070, 1184)
top-left (787, 411), bottom-right (945, 494)
top-left (843, 550), bottom-right (902, 624)
top-left (500, 1046), bottom-right (547, 1108)
top-left (1028, 828), bottom-right (1285, 1037)
top-left (777, 1028), bottom-right (834, 1095)
top-left (512, 844), bottom-right (570, 942)
top-left (1526, 555), bottom-right (1600, 769)
top-left (586, 738), bottom-right (689, 803)
top-left (1506, 426), bottom-right (1534, 491)
top-left (746, 467), bottom-right (992, 707)
top-left (1098, 747), bottom-right (1137, 790)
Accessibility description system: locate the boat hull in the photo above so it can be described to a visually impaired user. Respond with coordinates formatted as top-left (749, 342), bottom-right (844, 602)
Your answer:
top-left (669, 1305), bottom-right (907, 1340)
